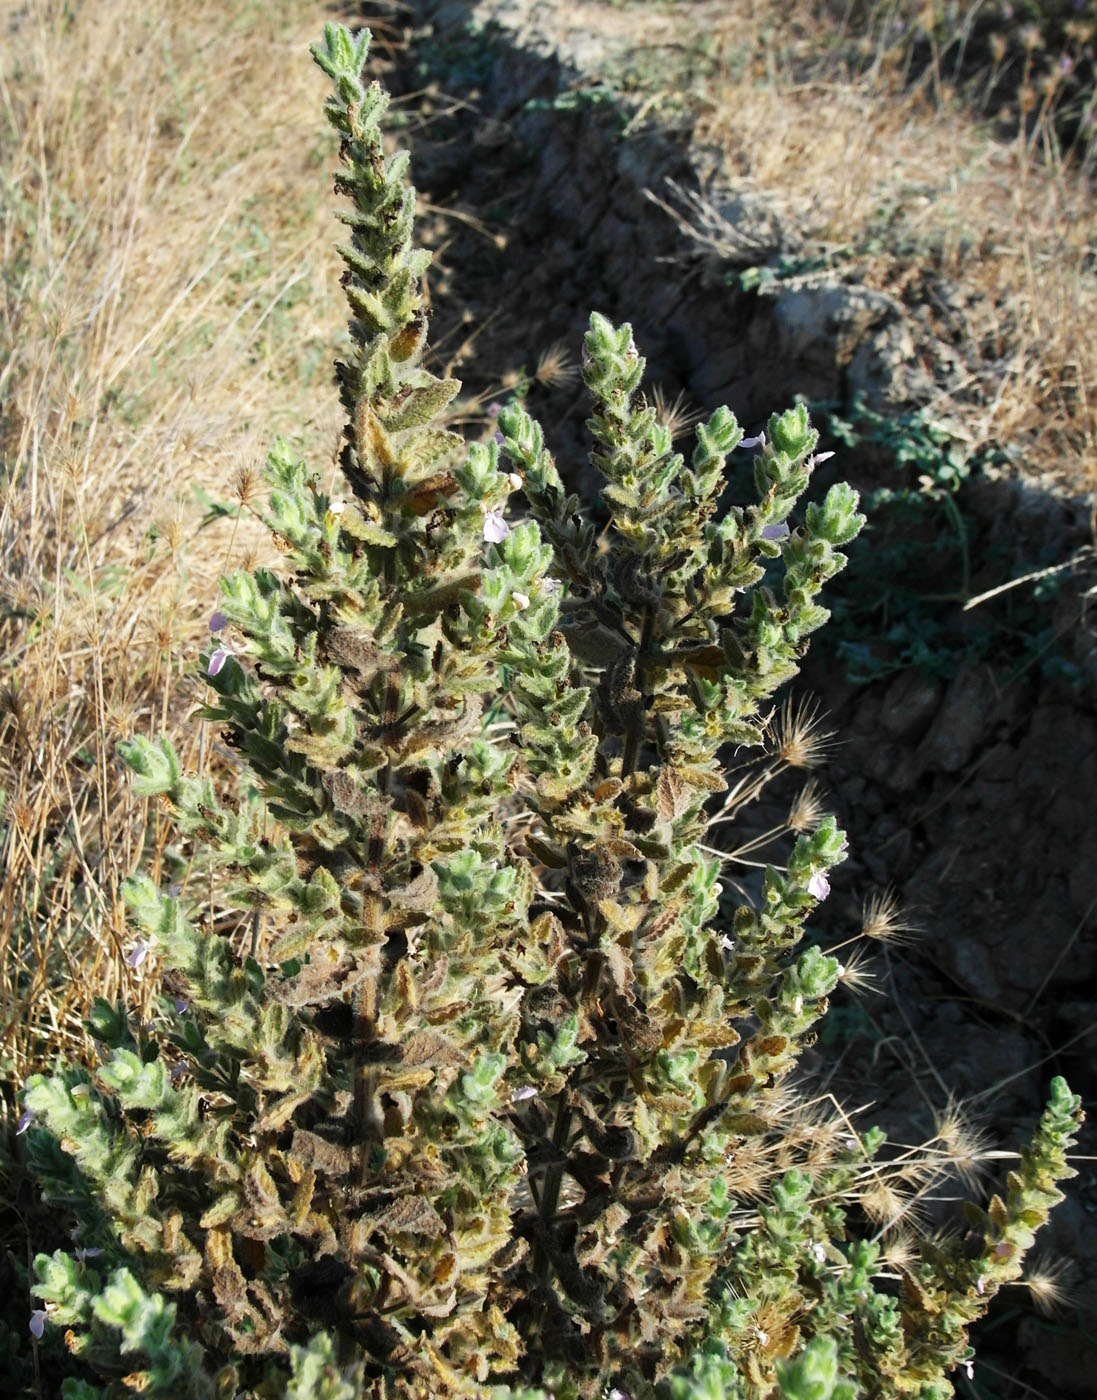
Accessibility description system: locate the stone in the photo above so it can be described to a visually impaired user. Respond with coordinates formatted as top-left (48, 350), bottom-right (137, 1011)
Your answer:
top-left (917, 662), bottom-right (999, 773)
top-left (880, 669), bottom-right (943, 743)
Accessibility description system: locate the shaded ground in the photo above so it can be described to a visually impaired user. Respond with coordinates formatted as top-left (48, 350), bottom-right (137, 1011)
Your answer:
top-left (368, 1), bottom-right (1097, 1394)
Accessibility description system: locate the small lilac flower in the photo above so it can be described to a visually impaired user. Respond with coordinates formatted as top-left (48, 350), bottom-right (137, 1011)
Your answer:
top-left (209, 610), bottom-right (227, 632)
top-left (761, 522), bottom-right (790, 541)
top-left (74, 1246), bottom-right (103, 1263)
top-left (29, 1310), bottom-right (47, 1340)
top-left (207, 645), bottom-right (231, 678)
top-left (1059, 53), bottom-right (1075, 76)
top-left (540, 576), bottom-right (562, 594)
top-left (126, 940), bottom-right (151, 970)
top-left (609, 1390), bottom-right (632, 1400)
top-left (511, 1085), bottom-right (538, 1103)
top-left (807, 870), bottom-right (830, 901)
top-left (173, 997), bottom-right (189, 1015)
top-left (806, 450), bottom-right (835, 469)
top-left (486, 402), bottom-right (503, 420)
top-left (170, 1061), bottom-right (188, 1087)
top-left (493, 431), bottom-right (505, 446)
top-left (738, 432), bottom-right (765, 451)
top-left (482, 506), bottom-right (510, 544)
top-left (976, 1275), bottom-right (986, 1295)
top-left (16, 1106), bottom-right (32, 1135)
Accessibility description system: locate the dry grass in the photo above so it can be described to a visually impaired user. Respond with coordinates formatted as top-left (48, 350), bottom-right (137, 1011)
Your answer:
top-left (604, 0), bottom-right (1097, 492)
top-left (0, 0), bottom-right (351, 1081)
top-left (699, 48), bottom-right (1097, 481)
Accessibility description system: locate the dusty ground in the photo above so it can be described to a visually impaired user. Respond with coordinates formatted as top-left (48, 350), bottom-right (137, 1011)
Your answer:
top-left (371, 1), bottom-right (1097, 1394)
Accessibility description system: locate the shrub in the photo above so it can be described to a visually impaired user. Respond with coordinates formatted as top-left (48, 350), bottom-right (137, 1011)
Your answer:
top-left (17, 24), bottom-right (1081, 1400)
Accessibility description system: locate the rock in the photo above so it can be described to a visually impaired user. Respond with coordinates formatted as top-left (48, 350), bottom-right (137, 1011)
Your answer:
top-left (880, 669), bottom-right (943, 743)
top-left (917, 662), bottom-right (999, 773)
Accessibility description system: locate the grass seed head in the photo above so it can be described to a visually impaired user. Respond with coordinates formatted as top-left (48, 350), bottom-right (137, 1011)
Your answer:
top-left (773, 695), bottom-right (835, 770)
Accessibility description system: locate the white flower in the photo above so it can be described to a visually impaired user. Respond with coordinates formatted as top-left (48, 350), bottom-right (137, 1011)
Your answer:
top-left (511, 591), bottom-right (530, 611)
top-left (482, 506), bottom-right (510, 544)
top-left (807, 870), bottom-right (830, 901)
top-left (328, 497), bottom-right (347, 516)
top-left (126, 940), bottom-right (151, 970)
top-left (511, 1085), bottom-right (538, 1103)
top-left (506, 471), bottom-right (523, 491)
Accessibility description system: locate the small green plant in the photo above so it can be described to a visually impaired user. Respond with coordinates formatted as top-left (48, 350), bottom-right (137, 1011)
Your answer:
top-left (812, 397), bottom-right (1084, 685)
top-left (15, 25), bottom-right (1081, 1400)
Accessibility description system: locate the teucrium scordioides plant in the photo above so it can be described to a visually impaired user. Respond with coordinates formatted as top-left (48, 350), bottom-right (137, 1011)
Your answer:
top-left (20, 23), bottom-right (1081, 1400)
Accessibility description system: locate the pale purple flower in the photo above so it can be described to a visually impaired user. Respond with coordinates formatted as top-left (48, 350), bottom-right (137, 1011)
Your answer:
top-left (29, 1310), bottom-right (47, 1340)
top-left (738, 432), bottom-right (765, 451)
top-left (486, 402), bottom-right (503, 420)
top-left (511, 1085), bottom-right (538, 1103)
top-left (761, 522), bottom-right (789, 541)
top-left (540, 576), bottom-right (562, 594)
top-left (16, 1106), bottom-right (32, 1135)
top-left (493, 431), bottom-right (505, 446)
top-left (126, 940), bottom-right (151, 970)
top-left (170, 1061), bottom-right (187, 1087)
top-left (1060, 53), bottom-right (1075, 76)
top-left (173, 998), bottom-right (189, 1015)
top-left (207, 645), bottom-right (231, 678)
top-left (807, 871), bottom-right (830, 901)
top-left (482, 506), bottom-right (510, 544)
top-left (74, 1246), bottom-right (103, 1263)
top-left (209, 610), bottom-right (227, 632)
top-left (806, 450), bottom-right (835, 469)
